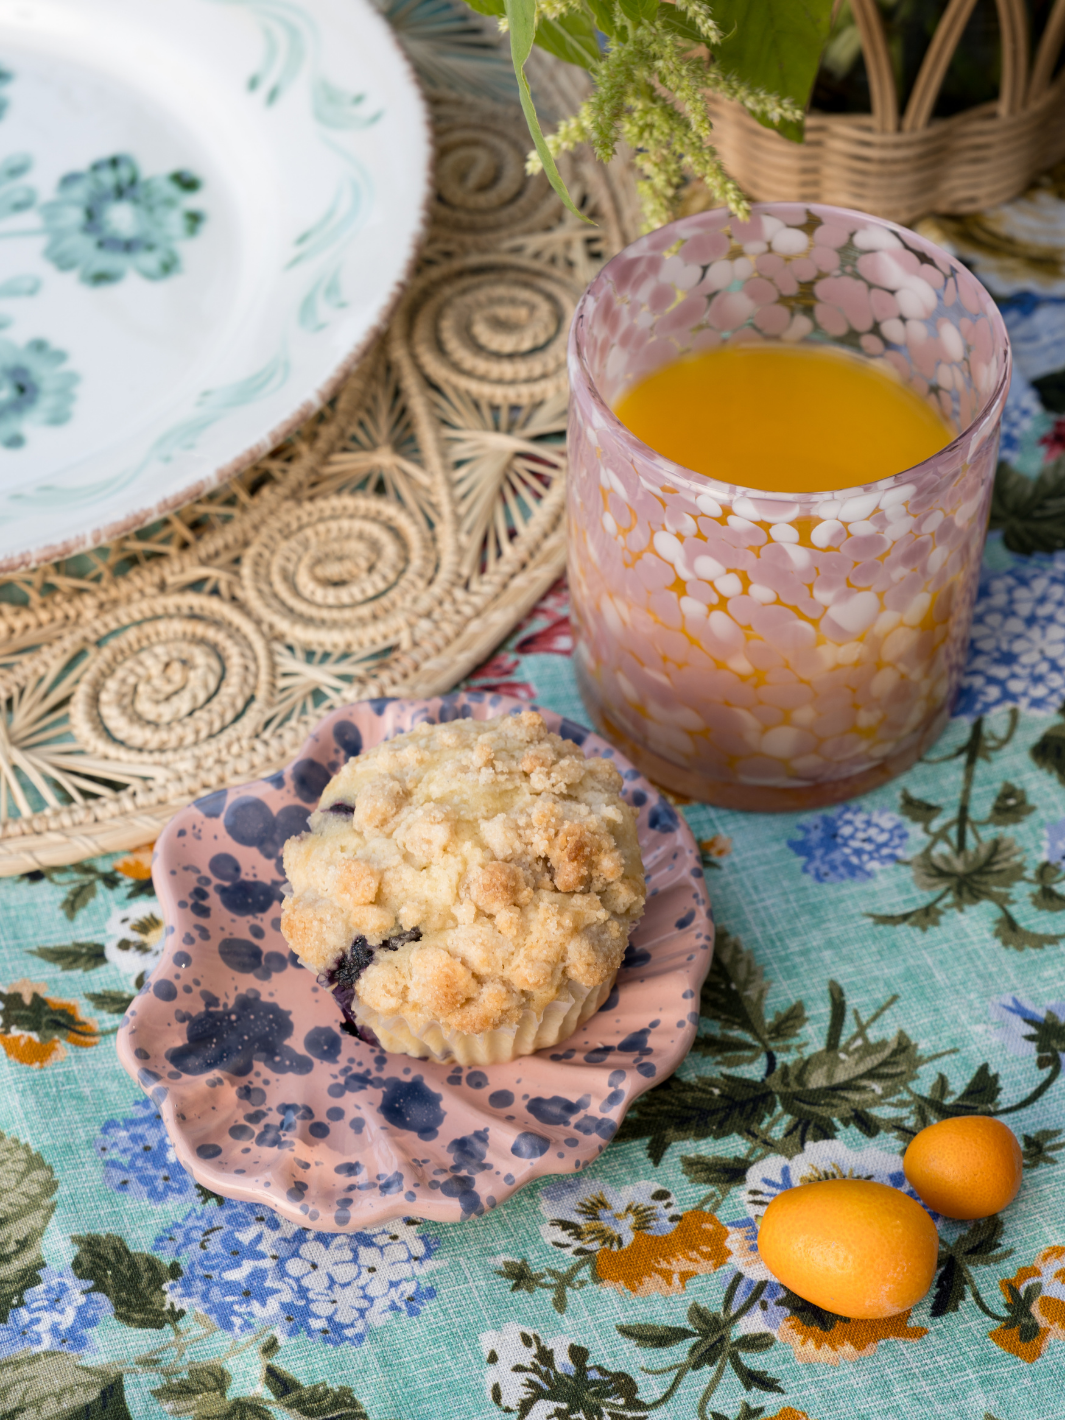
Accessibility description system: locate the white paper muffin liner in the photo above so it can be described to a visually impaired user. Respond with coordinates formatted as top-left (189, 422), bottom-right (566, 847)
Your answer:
top-left (349, 972), bottom-right (618, 1064)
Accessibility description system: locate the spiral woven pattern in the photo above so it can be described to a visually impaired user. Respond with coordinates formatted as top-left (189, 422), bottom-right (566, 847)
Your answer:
top-left (411, 257), bottom-right (578, 403)
top-left (0, 56), bottom-right (639, 872)
top-left (241, 495), bottom-right (437, 649)
top-left (431, 107), bottom-right (563, 240)
top-left (70, 597), bottom-right (274, 766)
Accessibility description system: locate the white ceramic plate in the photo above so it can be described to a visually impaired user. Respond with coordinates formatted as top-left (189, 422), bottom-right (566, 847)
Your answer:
top-left (0, 0), bottom-right (431, 570)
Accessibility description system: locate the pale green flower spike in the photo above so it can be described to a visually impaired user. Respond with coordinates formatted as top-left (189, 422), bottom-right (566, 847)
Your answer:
top-left (507, 0), bottom-right (807, 230)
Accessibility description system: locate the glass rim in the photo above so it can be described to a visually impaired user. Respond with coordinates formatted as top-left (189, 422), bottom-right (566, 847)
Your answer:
top-left (569, 201), bottom-right (1012, 506)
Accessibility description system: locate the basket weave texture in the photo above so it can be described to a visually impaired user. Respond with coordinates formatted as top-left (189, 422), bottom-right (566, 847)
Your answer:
top-left (0, 57), bottom-right (639, 875)
top-left (705, 0), bottom-right (1065, 223)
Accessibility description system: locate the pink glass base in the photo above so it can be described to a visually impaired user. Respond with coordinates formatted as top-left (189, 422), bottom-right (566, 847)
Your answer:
top-left (575, 654), bottom-right (953, 812)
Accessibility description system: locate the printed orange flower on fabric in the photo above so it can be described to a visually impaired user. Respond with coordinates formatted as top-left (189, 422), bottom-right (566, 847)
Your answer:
top-left (989, 1245), bottom-right (1065, 1363)
top-left (114, 842), bottom-right (155, 880)
top-left (777, 1310), bottom-right (928, 1366)
top-left (595, 1208), bottom-right (731, 1296)
top-left (0, 980), bottom-right (99, 1067)
top-left (538, 1179), bottom-right (730, 1297)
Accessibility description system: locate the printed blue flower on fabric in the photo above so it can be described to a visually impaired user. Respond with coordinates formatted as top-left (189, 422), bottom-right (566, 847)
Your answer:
top-left (787, 805), bottom-right (908, 883)
top-left (999, 367), bottom-right (1044, 465)
top-left (956, 556), bottom-right (1065, 718)
top-left (0, 1267), bottom-right (110, 1357)
top-left (0, 335), bottom-right (78, 448)
top-left (95, 1097), bottom-right (194, 1204)
top-left (40, 154), bottom-right (205, 286)
top-left (156, 1199), bottom-right (440, 1344)
top-left (1045, 818), bottom-right (1065, 870)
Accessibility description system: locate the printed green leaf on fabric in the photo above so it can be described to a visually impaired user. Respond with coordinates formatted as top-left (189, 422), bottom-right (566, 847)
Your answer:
top-left (84, 990), bottom-right (136, 1016)
top-left (1031, 706), bottom-right (1065, 787)
top-left (28, 942), bottom-right (106, 972)
top-left (71, 1234), bottom-right (185, 1330)
top-left (0, 1352), bottom-right (123, 1420)
top-left (989, 457), bottom-right (1065, 555)
top-left (0, 1131), bottom-right (58, 1324)
top-left (151, 1363), bottom-right (232, 1417)
top-left (263, 1363), bottom-right (371, 1419)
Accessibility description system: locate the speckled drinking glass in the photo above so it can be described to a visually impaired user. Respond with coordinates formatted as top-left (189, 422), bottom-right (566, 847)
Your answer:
top-left (567, 203), bottom-right (1010, 811)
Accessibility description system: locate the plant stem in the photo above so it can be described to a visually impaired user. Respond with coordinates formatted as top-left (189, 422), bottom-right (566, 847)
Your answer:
top-left (645, 1363), bottom-right (690, 1410)
top-left (961, 1265), bottom-right (1010, 1324)
top-left (696, 1349), bottom-right (730, 1420)
top-left (992, 1054), bottom-right (1062, 1117)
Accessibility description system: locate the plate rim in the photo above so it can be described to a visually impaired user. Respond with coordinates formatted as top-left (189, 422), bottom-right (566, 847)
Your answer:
top-left (117, 693), bottom-right (715, 1229)
top-left (0, 0), bottom-right (435, 575)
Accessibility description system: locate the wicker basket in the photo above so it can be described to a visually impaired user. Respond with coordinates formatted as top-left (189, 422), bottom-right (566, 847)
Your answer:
top-left (704, 0), bottom-right (1065, 223)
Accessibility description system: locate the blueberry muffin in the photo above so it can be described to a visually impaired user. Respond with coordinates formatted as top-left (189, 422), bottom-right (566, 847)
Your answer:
top-left (280, 710), bottom-right (645, 1063)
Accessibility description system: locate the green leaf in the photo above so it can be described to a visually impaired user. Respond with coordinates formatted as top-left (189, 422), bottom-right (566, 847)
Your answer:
top-left (824, 979), bottom-right (846, 1051)
top-left (987, 781), bottom-right (1036, 826)
top-left (616, 0), bottom-right (657, 25)
top-left (699, 927), bottom-right (774, 1047)
top-left (710, 0), bottom-right (834, 140)
top-left (766, 1000), bottom-right (807, 1044)
top-left (989, 457), bottom-right (1065, 555)
top-left (679, 1153), bottom-right (753, 1189)
top-left (84, 991), bottom-right (135, 1016)
top-left (1026, 1007), bottom-right (1065, 1063)
top-left (991, 908), bottom-right (1061, 952)
top-left (58, 1374), bottom-right (134, 1420)
top-left (0, 1353), bottom-right (124, 1420)
top-left (615, 1323), bottom-right (696, 1350)
top-left (770, 1031), bottom-right (921, 1140)
top-left (71, 1235), bottom-right (184, 1330)
top-left (0, 990), bottom-right (98, 1047)
top-left (911, 837), bottom-right (1026, 908)
top-left (260, 1337), bottom-right (281, 1361)
top-left (899, 788), bottom-right (942, 826)
top-left (688, 1032), bottom-right (764, 1064)
top-left (0, 1131), bottom-right (58, 1324)
top-left (534, 9), bottom-right (600, 69)
top-left (585, 0), bottom-right (617, 37)
top-left (496, 1257), bottom-right (546, 1294)
top-left (462, 0), bottom-right (504, 13)
top-left (62, 879), bottom-right (98, 921)
top-left (911, 1061), bottom-right (1001, 1121)
top-left (151, 1363), bottom-right (230, 1417)
top-left (1033, 369), bottom-right (1065, 413)
top-left (727, 1355), bottom-right (785, 1395)
top-left (1031, 708), bottom-right (1065, 788)
top-left (930, 1254), bottom-right (965, 1317)
top-left (27, 942), bottom-right (106, 972)
top-left (932, 1213), bottom-right (1012, 1313)
top-left (868, 901), bottom-right (945, 931)
top-left (262, 1365), bottom-right (369, 1420)
top-left (504, 0), bottom-right (590, 224)
top-left (1021, 1128), bottom-right (1065, 1169)
top-left (616, 1074), bottom-right (774, 1164)
top-left (1032, 861), bottom-right (1065, 913)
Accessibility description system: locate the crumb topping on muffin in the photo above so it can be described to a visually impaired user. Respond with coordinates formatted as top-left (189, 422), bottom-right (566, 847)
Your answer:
top-left (280, 711), bottom-right (645, 1036)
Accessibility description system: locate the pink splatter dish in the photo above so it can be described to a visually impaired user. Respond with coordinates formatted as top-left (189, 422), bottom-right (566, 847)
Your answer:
top-left (118, 693), bottom-right (714, 1230)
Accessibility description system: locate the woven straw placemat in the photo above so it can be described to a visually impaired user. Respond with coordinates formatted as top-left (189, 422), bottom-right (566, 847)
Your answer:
top-left (0, 36), bottom-right (639, 874)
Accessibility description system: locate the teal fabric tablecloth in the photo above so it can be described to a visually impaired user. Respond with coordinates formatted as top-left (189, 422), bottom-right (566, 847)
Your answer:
top-left (2, 514), bottom-right (1064, 1420)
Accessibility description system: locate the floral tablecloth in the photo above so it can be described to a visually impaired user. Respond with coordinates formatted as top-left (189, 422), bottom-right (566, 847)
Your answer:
top-left (2, 23), bottom-right (1065, 1420)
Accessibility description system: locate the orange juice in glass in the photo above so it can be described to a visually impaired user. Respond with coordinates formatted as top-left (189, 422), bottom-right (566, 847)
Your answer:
top-left (566, 204), bottom-right (1010, 810)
